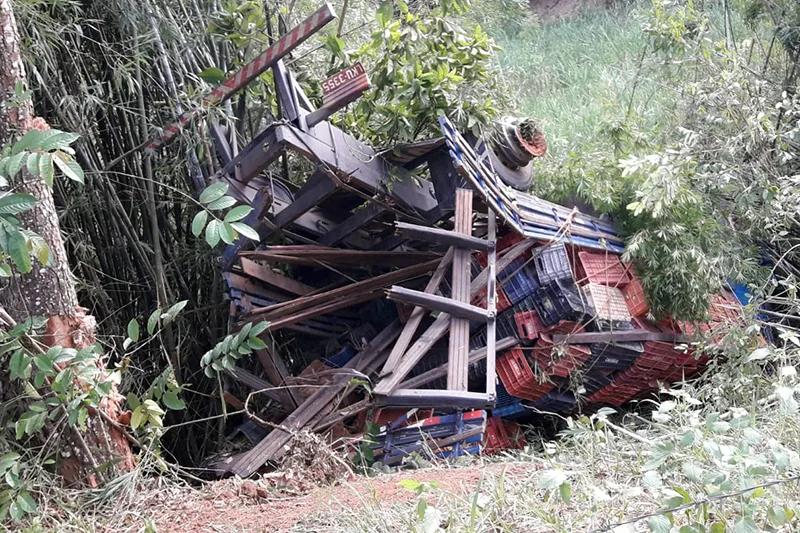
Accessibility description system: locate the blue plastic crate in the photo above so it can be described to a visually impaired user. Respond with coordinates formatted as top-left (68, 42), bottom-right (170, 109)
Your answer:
top-left (323, 345), bottom-right (357, 368)
top-left (495, 381), bottom-right (519, 407)
top-left (531, 391), bottom-right (577, 413)
top-left (534, 243), bottom-right (572, 284)
top-left (582, 373), bottom-right (614, 395)
top-left (493, 401), bottom-right (527, 419)
top-left (500, 258), bottom-right (540, 304)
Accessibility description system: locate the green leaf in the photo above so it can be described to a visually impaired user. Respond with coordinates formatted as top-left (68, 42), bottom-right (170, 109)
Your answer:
top-left (679, 525), bottom-right (705, 533)
top-left (733, 516), bottom-right (757, 533)
top-left (642, 470), bottom-right (663, 489)
top-left (39, 153), bottom-right (54, 186)
top-left (126, 393), bottom-right (140, 410)
top-left (7, 230), bottom-right (31, 273)
top-left (250, 321), bottom-right (270, 337)
top-left (709, 522), bottom-right (726, 533)
top-left (0, 193), bottom-right (36, 215)
top-left (12, 130), bottom-right (43, 155)
top-left (224, 205), bottom-right (252, 222)
top-left (247, 337), bottom-right (267, 350)
top-left (0, 453), bottom-right (20, 473)
top-left (0, 262), bottom-right (11, 277)
top-left (53, 152), bottom-right (84, 183)
top-left (162, 300), bottom-right (188, 323)
top-left (746, 347), bottom-right (771, 361)
top-left (147, 308), bottom-right (161, 335)
top-left (559, 481), bottom-right (571, 503)
top-left (648, 515), bottom-right (671, 533)
top-left (36, 130), bottom-right (80, 151)
top-left (231, 222), bottom-right (260, 241)
top-left (25, 152), bottom-right (40, 176)
top-left (127, 319), bottom-right (140, 342)
top-left (397, 479), bottom-right (422, 492)
top-left (538, 469), bottom-right (567, 490)
top-left (130, 406), bottom-right (145, 429)
top-left (207, 195), bottom-right (237, 211)
top-left (199, 182), bottom-right (228, 204)
top-left (219, 222), bottom-right (236, 244)
top-left (767, 506), bottom-right (787, 527)
top-left (199, 67), bottom-right (227, 84)
top-left (191, 210), bottom-right (208, 237)
top-left (162, 391), bottom-right (186, 410)
top-left (205, 219), bottom-right (221, 247)
top-left (6, 152), bottom-right (26, 178)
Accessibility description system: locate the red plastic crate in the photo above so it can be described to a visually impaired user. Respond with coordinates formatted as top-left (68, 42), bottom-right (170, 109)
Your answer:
top-left (476, 232), bottom-right (529, 266)
top-left (575, 251), bottom-right (630, 287)
top-left (504, 421), bottom-right (527, 449)
top-left (497, 348), bottom-right (552, 401)
top-left (515, 310), bottom-right (544, 340)
top-left (533, 335), bottom-right (592, 378)
top-left (622, 274), bottom-right (649, 317)
top-left (483, 416), bottom-right (508, 455)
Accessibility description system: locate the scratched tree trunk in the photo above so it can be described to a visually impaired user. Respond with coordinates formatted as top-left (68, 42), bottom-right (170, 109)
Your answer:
top-left (0, 0), bottom-right (134, 487)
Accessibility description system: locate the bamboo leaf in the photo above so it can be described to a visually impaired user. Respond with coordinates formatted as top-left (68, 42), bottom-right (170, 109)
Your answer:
top-left (231, 222), bottom-right (260, 241)
top-left (199, 67), bottom-right (226, 84)
top-left (199, 183), bottom-right (228, 204)
top-left (36, 130), bottom-right (80, 151)
top-left (53, 152), bottom-right (84, 183)
top-left (191, 210), bottom-right (208, 237)
top-left (223, 205), bottom-right (252, 222)
top-left (0, 193), bottom-right (36, 215)
top-left (162, 300), bottom-right (187, 323)
top-left (147, 308), bottom-right (161, 335)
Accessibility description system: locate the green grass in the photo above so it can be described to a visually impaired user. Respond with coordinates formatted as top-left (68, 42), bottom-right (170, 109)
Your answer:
top-left (495, 10), bottom-right (654, 157)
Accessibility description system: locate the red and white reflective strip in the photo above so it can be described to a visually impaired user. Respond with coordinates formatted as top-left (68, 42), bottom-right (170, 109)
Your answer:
top-left (145, 3), bottom-right (336, 153)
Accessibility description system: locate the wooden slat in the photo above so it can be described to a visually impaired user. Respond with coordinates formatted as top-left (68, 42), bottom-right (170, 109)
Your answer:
top-left (386, 286), bottom-right (489, 322)
top-left (226, 367), bottom-right (284, 404)
top-left (222, 321), bottom-right (402, 478)
top-left (380, 248), bottom-right (454, 376)
top-left (448, 188), bottom-right (473, 392)
top-left (378, 389), bottom-right (494, 409)
top-left (395, 221), bottom-right (491, 251)
top-left (373, 238), bottom-right (535, 396)
top-left (399, 336), bottom-right (517, 390)
top-left (250, 289), bottom-right (382, 331)
top-left (314, 399), bottom-right (371, 432)
top-left (268, 171), bottom-right (338, 232)
top-left (256, 346), bottom-right (300, 410)
top-left (239, 248), bottom-right (439, 268)
top-left (239, 258), bottom-right (315, 296)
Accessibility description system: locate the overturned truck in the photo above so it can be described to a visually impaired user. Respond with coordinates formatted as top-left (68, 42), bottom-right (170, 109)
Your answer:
top-left (149, 4), bottom-right (746, 477)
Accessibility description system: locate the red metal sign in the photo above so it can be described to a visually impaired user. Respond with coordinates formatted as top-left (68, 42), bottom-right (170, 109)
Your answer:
top-left (321, 63), bottom-right (370, 107)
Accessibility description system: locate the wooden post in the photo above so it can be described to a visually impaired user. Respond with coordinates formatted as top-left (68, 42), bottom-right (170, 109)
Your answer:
top-left (447, 189), bottom-right (472, 391)
top-left (485, 210), bottom-right (497, 399)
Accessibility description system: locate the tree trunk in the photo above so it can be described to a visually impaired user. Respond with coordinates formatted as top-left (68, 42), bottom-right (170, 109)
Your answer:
top-left (0, 0), bottom-right (134, 487)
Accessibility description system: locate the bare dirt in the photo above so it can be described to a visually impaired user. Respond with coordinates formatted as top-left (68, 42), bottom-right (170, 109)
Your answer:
top-left (133, 462), bottom-right (535, 533)
top-left (529, 0), bottom-right (612, 21)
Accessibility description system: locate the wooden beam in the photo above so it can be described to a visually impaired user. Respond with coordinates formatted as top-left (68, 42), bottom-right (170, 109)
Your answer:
top-left (226, 367), bottom-right (284, 404)
top-left (250, 288), bottom-right (383, 331)
top-left (247, 259), bottom-right (440, 321)
top-left (378, 389), bottom-right (494, 409)
top-left (239, 258), bottom-right (315, 296)
top-left (373, 238), bottom-right (535, 396)
top-left (318, 202), bottom-right (383, 246)
top-left (256, 346), bottom-right (300, 410)
top-left (380, 248), bottom-right (454, 376)
top-left (314, 399), bottom-right (371, 432)
top-left (551, 331), bottom-right (690, 344)
top-left (272, 60), bottom-right (299, 123)
top-left (447, 188), bottom-right (473, 392)
top-left (399, 336), bottom-right (517, 390)
top-left (269, 171), bottom-right (338, 231)
top-left (221, 321), bottom-right (402, 478)
top-left (239, 248), bottom-right (440, 268)
top-left (395, 221), bottom-right (492, 251)
top-left (386, 286), bottom-right (490, 323)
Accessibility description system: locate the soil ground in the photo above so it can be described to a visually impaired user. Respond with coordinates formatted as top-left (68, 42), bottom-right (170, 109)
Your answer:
top-left (129, 463), bottom-right (536, 533)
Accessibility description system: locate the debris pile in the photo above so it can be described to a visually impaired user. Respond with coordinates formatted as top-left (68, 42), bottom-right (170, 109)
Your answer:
top-left (147, 4), bottom-right (746, 474)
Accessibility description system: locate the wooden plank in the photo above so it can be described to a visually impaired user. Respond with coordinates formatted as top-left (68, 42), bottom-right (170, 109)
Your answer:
top-left (222, 321), bottom-right (402, 478)
top-left (386, 286), bottom-right (489, 323)
top-left (448, 188), bottom-right (473, 392)
top-left (224, 272), bottom-right (289, 303)
top-left (395, 221), bottom-right (491, 251)
top-left (318, 202), bottom-right (383, 246)
top-left (485, 210), bottom-right (497, 399)
top-left (373, 237), bottom-right (535, 396)
top-left (239, 258), bottom-right (315, 296)
top-left (247, 259), bottom-right (440, 321)
top-left (378, 389), bottom-right (494, 409)
top-left (255, 347), bottom-right (300, 410)
top-left (551, 331), bottom-right (690, 344)
top-left (250, 288), bottom-right (383, 331)
top-left (399, 336), bottom-right (517, 390)
top-left (272, 60), bottom-right (299, 123)
top-left (226, 367), bottom-right (284, 404)
top-left (380, 248), bottom-right (454, 376)
top-left (314, 399), bottom-right (370, 432)
top-left (270, 172), bottom-right (338, 231)
top-left (239, 249), bottom-right (440, 268)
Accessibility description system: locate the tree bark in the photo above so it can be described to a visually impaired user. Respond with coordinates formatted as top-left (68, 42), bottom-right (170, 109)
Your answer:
top-left (0, 0), bottom-right (134, 486)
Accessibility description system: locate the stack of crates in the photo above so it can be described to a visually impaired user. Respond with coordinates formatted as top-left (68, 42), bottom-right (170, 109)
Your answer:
top-left (483, 416), bottom-right (528, 454)
top-left (531, 391), bottom-right (577, 413)
top-left (496, 347), bottom-right (553, 401)
top-left (574, 251), bottom-right (631, 287)
top-left (532, 334), bottom-right (592, 378)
